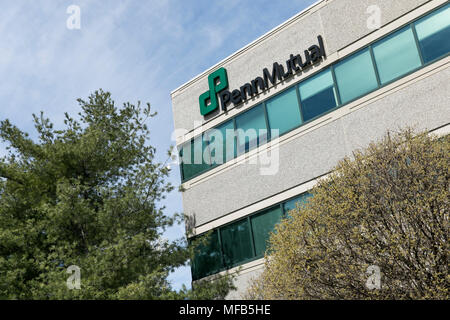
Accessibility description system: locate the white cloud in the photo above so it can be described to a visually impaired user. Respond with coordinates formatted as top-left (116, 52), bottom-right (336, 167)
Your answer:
top-left (0, 0), bottom-right (316, 292)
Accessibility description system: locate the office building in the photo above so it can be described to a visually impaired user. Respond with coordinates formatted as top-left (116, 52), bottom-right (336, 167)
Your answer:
top-left (170, 0), bottom-right (450, 298)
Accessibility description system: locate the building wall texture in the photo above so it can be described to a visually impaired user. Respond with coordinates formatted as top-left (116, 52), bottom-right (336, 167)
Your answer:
top-left (183, 66), bottom-right (450, 227)
top-left (171, 0), bottom-right (431, 134)
top-left (169, 0), bottom-right (449, 298)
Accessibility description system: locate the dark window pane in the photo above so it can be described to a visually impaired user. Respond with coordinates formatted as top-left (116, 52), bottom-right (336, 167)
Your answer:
top-left (235, 105), bottom-right (268, 155)
top-left (415, 4), bottom-right (450, 63)
top-left (220, 219), bottom-right (254, 267)
top-left (250, 206), bottom-right (283, 257)
top-left (191, 230), bottom-right (223, 280)
top-left (334, 48), bottom-right (379, 104)
top-left (180, 136), bottom-right (210, 180)
top-left (372, 26), bottom-right (422, 84)
top-left (178, 147), bottom-right (185, 180)
top-left (299, 69), bottom-right (338, 122)
top-left (283, 192), bottom-right (313, 216)
top-left (179, 142), bottom-right (191, 180)
top-left (205, 120), bottom-right (235, 165)
top-left (266, 86), bottom-right (302, 136)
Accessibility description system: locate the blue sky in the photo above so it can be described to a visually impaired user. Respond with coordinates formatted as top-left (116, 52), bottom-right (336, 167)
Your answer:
top-left (0, 0), bottom-right (316, 291)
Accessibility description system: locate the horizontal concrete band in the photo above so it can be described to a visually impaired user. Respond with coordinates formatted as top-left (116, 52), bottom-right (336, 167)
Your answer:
top-left (195, 121), bottom-right (450, 299)
top-left (171, 0), bottom-right (444, 140)
top-left (191, 121), bottom-right (450, 236)
top-left (181, 56), bottom-right (450, 190)
top-left (182, 61), bottom-right (450, 228)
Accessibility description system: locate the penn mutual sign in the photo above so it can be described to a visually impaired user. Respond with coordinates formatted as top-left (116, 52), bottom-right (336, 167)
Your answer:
top-left (199, 35), bottom-right (326, 116)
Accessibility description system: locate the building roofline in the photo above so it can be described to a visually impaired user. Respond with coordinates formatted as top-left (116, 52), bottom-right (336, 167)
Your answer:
top-left (170, 0), bottom-right (329, 97)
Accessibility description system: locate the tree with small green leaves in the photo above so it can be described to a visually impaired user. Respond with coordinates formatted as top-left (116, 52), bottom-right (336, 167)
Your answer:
top-left (0, 89), bottom-right (233, 299)
top-left (247, 129), bottom-right (449, 300)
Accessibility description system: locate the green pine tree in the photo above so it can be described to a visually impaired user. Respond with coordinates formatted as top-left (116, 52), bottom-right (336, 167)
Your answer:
top-left (0, 89), bottom-right (233, 299)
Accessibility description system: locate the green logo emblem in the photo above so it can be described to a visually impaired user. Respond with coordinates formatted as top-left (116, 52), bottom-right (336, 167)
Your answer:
top-left (199, 67), bottom-right (228, 116)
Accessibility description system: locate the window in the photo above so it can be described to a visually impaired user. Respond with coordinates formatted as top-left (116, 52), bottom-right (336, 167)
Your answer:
top-left (235, 104), bottom-right (267, 155)
top-left (179, 142), bottom-right (194, 181)
top-left (298, 69), bottom-right (338, 122)
top-left (250, 206), bottom-right (283, 257)
top-left (265, 86), bottom-right (302, 136)
top-left (205, 120), bottom-right (235, 166)
top-left (190, 192), bottom-right (314, 278)
top-left (283, 192), bottom-right (313, 216)
top-left (372, 26), bottom-right (422, 84)
top-left (180, 135), bottom-right (210, 180)
top-left (181, 5), bottom-right (450, 183)
top-left (334, 48), bottom-right (379, 104)
top-left (191, 230), bottom-right (223, 280)
top-left (415, 4), bottom-right (450, 64)
top-left (220, 219), bottom-right (254, 267)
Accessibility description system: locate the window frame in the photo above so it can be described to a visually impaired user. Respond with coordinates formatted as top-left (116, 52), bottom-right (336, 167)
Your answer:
top-left (371, 25), bottom-right (423, 86)
top-left (333, 47), bottom-right (380, 105)
top-left (412, 3), bottom-right (450, 65)
top-left (180, 3), bottom-right (450, 183)
top-left (190, 192), bottom-right (312, 280)
top-left (264, 86), bottom-right (303, 137)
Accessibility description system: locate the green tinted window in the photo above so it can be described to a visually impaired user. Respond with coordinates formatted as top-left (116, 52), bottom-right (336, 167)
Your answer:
top-left (372, 26), bottom-right (422, 84)
top-left (180, 136), bottom-right (210, 180)
top-left (298, 69), bottom-right (338, 122)
top-left (205, 120), bottom-right (235, 165)
top-left (334, 48), bottom-right (379, 104)
top-left (283, 192), bottom-right (313, 216)
top-left (415, 4), bottom-right (450, 64)
top-left (220, 219), bottom-right (254, 267)
top-left (235, 105), bottom-right (267, 155)
top-left (181, 6), bottom-right (449, 184)
top-left (179, 142), bottom-right (193, 181)
top-left (250, 206), bottom-right (283, 257)
top-left (265, 86), bottom-right (302, 136)
top-left (191, 230), bottom-right (223, 280)
top-left (189, 192), bottom-right (314, 278)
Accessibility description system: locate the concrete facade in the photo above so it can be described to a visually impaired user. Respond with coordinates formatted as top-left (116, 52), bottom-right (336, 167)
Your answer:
top-left (170, 0), bottom-right (450, 299)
